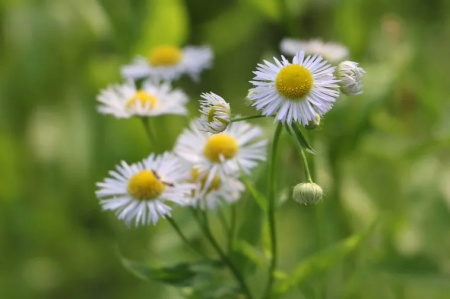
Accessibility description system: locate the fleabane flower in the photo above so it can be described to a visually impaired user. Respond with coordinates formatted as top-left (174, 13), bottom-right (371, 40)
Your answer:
top-left (97, 80), bottom-right (187, 118)
top-left (175, 120), bottom-right (267, 183)
top-left (121, 45), bottom-right (213, 82)
top-left (96, 152), bottom-right (193, 226)
top-left (249, 51), bottom-right (340, 125)
top-left (336, 61), bottom-right (365, 96)
top-left (198, 92), bottom-right (231, 134)
top-left (280, 38), bottom-right (349, 64)
top-left (188, 168), bottom-right (245, 210)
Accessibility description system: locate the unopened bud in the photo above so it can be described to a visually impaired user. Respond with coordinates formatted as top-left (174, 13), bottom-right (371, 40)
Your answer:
top-left (305, 114), bottom-right (321, 130)
top-left (198, 92), bottom-right (231, 134)
top-left (293, 182), bottom-right (323, 205)
top-left (337, 61), bottom-right (365, 96)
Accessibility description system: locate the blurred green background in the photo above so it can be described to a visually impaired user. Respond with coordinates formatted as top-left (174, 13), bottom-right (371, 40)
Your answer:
top-left (2, 0), bottom-right (450, 298)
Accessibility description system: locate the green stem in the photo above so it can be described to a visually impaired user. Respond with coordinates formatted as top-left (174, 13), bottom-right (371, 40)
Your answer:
top-left (140, 117), bottom-right (157, 149)
top-left (166, 217), bottom-right (204, 257)
top-left (217, 206), bottom-right (232, 253)
top-left (299, 147), bottom-right (313, 183)
top-left (191, 208), bottom-right (254, 299)
top-left (263, 122), bottom-right (283, 299)
top-left (229, 204), bottom-right (237, 254)
top-left (231, 115), bottom-right (266, 122)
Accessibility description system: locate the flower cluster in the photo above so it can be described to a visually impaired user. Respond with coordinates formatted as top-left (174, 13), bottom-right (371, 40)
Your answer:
top-left (95, 38), bottom-right (365, 226)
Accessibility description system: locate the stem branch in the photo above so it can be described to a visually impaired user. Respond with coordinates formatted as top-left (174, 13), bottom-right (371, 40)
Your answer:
top-left (263, 122), bottom-right (283, 299)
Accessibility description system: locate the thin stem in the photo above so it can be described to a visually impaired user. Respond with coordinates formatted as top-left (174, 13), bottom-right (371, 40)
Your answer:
top-left (191, 208), bottom-right (254, 299)
top-left (217, 206), bottom-right (231, 253)
top-left (166, 217), bottom-right (204, 257)
top-left (140, 117), bottom-right (157, 149)
top-left (263, 122), bottom-right (283, 299)
top-left (231, 115), bottom-right (266, 122)
top-left (229, 204), bottom-right (237, 254)
top-left (299, 147), bottom-right (313, 183)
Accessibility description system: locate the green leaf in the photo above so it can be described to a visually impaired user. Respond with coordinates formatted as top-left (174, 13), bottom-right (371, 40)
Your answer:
top-left (136, 0), bottom-right (189, 53)
top-left (234, 240), bottom-right (267, 270)
top-left (287, 123), bottom-right (316, 154)
top-left (120, 257), bottom-right (221, 287)
top-left (240, 169), bottom-right (268, 212)
top-left (274, 221), bottom-right (377, 295)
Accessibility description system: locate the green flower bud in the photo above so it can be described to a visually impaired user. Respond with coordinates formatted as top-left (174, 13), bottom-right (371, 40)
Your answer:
top-left (292, 182), bottom-right (323, 205)
top-left (305, 114), bottom-right (321, 130)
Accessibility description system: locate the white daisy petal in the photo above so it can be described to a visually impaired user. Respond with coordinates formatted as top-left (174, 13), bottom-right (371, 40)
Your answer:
top-left (96, 80), bottom-right (188, 118)
top-left (248, 50), bottom-right (340, 125)
top-left (121, 45), bottom-right (213, 82)
top-left (280, 38), bottom-right (349, 64)
top-left (96, 152), bottom-right (193, 226)
top-left (175, 119), bottom-right (267, 181)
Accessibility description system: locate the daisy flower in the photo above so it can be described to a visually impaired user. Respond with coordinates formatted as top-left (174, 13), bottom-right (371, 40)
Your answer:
top-left (248, 51), bottom-right (340, 125)
top-left (336, 60), bottom-right (365, 96)
top-left (198, 92), bottom-right (231, 134)
top-left (97, 80), bottom-right (188, 118)
top-left (96, 152), bottom-right (193, 226)
top-left (121, 45), bottom-right (213, 82)
top-left (280, 38), bottom-right (349, 64)
top-left (174, 120), bottom-right (267, 184)
top-left (188, 168), bottom-right (245, 210)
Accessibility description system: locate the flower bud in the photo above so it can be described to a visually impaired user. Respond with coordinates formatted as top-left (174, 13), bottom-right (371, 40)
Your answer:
top-left (198, 92), bottom-right (231, 134)
top-left (305, 114), bottom-right (321, 130)
top-left (337, 61), bottom-right (365, 96)
top-left (292, 182), bottom-right (323, 205)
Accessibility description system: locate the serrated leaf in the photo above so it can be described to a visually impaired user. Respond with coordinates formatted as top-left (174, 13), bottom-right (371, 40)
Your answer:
top-left (136, 0), bottom-right (188, 52)
top-left (274, 221), bottom-right (377, 295)
top-left (289, 123), bottom-right (315, 154)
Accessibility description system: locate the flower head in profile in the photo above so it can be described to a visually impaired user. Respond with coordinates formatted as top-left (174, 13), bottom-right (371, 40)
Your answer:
top-left (175, 120), bottom-right (267, 183)
top-left (280, 38), bottom-right (349, 64)
top-left (187, 168), bottom-right (245, 210)
top-left (97, 80), bottom-right (188, 118)
top-left (96, 153), bottom-right (193, 226)
top-left (198, 92), bottom-right (231, 134)
top-left (121, 45), bottom-right (213, 82)
top-left (249, 51), bottom-right (340, 125)
top-left (336, 61), bottom-right (365, 96)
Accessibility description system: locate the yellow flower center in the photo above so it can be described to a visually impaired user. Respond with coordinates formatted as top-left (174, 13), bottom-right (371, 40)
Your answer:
top-left (191, 169), bottom-right (221, 192)
top-left (275, 64), bottom-right (314, 99)
top-left (126, 91), bottom-right (158, 109)
top-left (203, 134), bottom-right (239, 162)
top-left (127, 170), bottom-right (166, 200)
top-left (207, 104), bottom-right (228, 123)
top-left (148, 45), bottom-right (183, 66)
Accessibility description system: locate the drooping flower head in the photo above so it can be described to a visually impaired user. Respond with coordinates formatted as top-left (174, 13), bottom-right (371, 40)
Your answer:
top-left (249, 51), bottom-right (340, 125)
top-left (292, 182), bottom-right (323, 205)
top-left (121, 45), bottom-right (213, 82)
top-left (280, 38), bottom-right (349, 64)
top-left (198, 92), bottom-right (231, 134)
top-left (175, 120), bottom-right (267, 184)
top-left (96, 153), bottom-right (193, 226)
top-left (336, 61), bottom-right (365, 96)
top-left (96, 80), bottom-right (188, 118)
